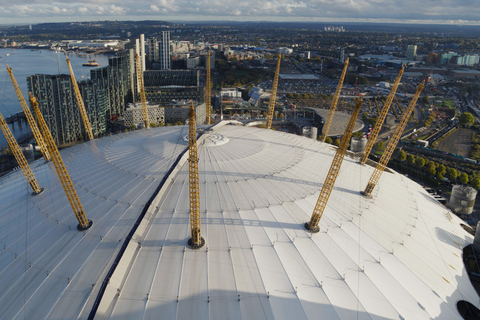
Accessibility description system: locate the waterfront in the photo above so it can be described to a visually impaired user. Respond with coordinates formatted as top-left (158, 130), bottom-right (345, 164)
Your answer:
top-left (0, 48), bottom-right (110, 149)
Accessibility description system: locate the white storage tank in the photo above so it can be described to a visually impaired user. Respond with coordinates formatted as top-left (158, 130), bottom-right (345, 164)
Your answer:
top-left (350, 136), bottom-right (367, 152)
top-left (450, 185), bottom-right (477, 215)
top-left (302, 126), bottom-right (318, 139)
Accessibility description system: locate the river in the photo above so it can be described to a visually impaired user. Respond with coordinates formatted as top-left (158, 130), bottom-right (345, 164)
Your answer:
top-left (0, 48), bottom-right (110, 150)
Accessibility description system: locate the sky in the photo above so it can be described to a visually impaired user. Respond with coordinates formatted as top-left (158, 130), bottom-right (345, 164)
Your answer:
top-left (0, 0), bottom-right (479, 25)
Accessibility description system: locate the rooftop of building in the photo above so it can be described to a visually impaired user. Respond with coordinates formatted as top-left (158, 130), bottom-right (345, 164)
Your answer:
top-left (0, 122), bottom-right (476, 319)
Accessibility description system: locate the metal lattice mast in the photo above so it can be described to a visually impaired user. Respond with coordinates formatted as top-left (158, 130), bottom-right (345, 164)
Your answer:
top-left (66, 58), bottom-right (94, 140)
top-left (205, 50), bottom-right (212, 125)
top-left (0, 110), bottom-right (43, 195)
top-left (321, 58), bottom-right (349, 142)
top-left (359, 67), bottom-right (404, 164)
top-left (362, 82), bottom-right (424, 198)
top-left (266, 54), bottom-right (281, 129)
top-left (136, 54), bottom-right (150, 129)
top-left (7, 65), bottom-right (51, 162)
top-left (305, 97), bottom-right (363, 233)
top-left (188, 102), bottom-right (205, 249)
top-left (374, 99), bottom-right (381, 115)
top-left (29, 94), bottom-right (92, 230)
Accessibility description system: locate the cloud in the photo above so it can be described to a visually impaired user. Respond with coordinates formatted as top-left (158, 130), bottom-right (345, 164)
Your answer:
top-left (0, 0), bottom-right (478, 24)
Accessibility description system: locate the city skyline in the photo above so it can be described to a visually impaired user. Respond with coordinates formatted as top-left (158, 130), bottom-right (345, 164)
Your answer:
top-left (0, 0), bottom-right (480, 26)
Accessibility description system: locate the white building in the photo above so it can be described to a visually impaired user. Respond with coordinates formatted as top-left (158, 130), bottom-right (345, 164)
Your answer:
top-left (159, 31), bottom-right (171, 70)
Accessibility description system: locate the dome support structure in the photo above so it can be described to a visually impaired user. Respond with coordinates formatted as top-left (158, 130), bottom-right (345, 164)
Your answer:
top-left (305, 97), bottom-right (363, 233)
top-left (188, 101), bottom-right (205, 249)
top-left (361, 82), bottom-right (424, 198)
top-left (29, 94), bottom-right (92, 231)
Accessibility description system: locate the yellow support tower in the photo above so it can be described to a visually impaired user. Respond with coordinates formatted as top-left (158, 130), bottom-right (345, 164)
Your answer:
top-left (359, 67), bottom-right (404, 165)
top-left (136, 54), bottom-right (150, 129)
top-left (394, 96), bottom-right (404, 114)
top-left (29, 94), bottom-right (92, 230)
top-left (321, 58), bottom-right (349, 142)
top-left (0, 110), bottom-right (43, 195)
top-left (187, 101), bottom-right (205, 249)
top-left (367, 99), bottom-right (372, 111)
top-left (7, 65), bottom-right (51, 162)
top-left (361, 82), bottom-right (424, 198)
top-left (374, 99), bottom-right (381, 115)
top-left (66, 58), bottom-right (94, 140)
top-left (305, 97), bottom-right (363, 233)
top-left (266, 54), bottom-right (281, 129)
top-left (205, 50), bottom-right (212, 125)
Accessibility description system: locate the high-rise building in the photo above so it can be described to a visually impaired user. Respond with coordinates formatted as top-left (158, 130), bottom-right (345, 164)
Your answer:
top-left (159, 31), bottom-right (171, 70)
top-left (90, 52), bottom-right (133, 119)
top-left (27, 74), bottom-right (107, 145)
top-left (147, 37), bottom-right (159, 63)
top-left (406, 45), bottom-right (417, 60)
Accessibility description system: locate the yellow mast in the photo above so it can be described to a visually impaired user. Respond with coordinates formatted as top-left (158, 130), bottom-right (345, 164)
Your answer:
top-left (321, 58), bottom-right (349, 142)
top-left (0, 110), bottom-right (43, 195)
top-left (66, 58), bottom-right (94, 140)
top-left (361, 82), bottom-right (424, 198)
top-left (205, 50), bottom-right (212, 124)
top-left (266, 54), bottom-right (281, 129)
top-left (29, 94), bottom-right (92, 230)
top-left (187, 101), bottom-right (205, 249)
top-left (359, 67), bottom-right (404, 165)
top-left (7, 65), bottom-right (51, 162)
top-left (305, 97), bottom-right (363, 233)
top-left (136, 54), bottom-right (150, 129)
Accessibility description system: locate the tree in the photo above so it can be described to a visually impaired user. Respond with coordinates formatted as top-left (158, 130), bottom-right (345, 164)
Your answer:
top-left (324, 136), bottom-right (333, 144)
top-left (416, 157), bottom-right (426, 168)
top-left (437, 173), bottom-right (444, 181)
top-left (437, 164), bottom-right (446, 176)
top-left (460, 172), bottom-right (469, 185)
top-left (407, 154), bottom-right (415, 165)
top-left (333, 138), bottom-right (341, 146)
top-left (427, 164), bottom-right (436, 176)
top-left (471, 177), bottom-right (480, 189)
top-left (446, 167), bottom-right (458, 181)
top-left (459, 112), bottom-right (475, 127)
top-left (375, 141), bottom-right (385, 153)
top-left (397, 150), bottom-right (406, 162)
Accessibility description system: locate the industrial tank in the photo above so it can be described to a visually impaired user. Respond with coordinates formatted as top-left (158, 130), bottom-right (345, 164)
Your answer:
top-left (302, 126), bottom-right (318, 139)
top-left (350, 136), bottom-right (367, 152)
top-left (450, 185), bottom-right (477, 215)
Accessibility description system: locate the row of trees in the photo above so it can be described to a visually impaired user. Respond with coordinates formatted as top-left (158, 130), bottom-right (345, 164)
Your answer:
top-left (397, 150), bottom-right (480, 189)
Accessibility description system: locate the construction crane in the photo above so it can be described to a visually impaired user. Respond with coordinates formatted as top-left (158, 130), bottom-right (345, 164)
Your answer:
top-left (359, 68), bottom-right (403, 165)
top-left (187, 101), bottom-right (205, 249)
top-left (0, 109), bottom-right (43, 195)
top-left (7, 65), bottom-right (51, 162)
top-left (321, 58), bottom-right (349, 141)
top-left (29, 94), bottom-right (92, 230)
top-left (367, 99), bottom-right (372, 111)
top-left (361, 82), bottom-right (424, 198)
top-left (305, 97), bottom-right (363, 233)
top-left (136, 53), bottom-right (150, 129)
top-left (66, 58), bottom-right (94, 140)
top-left (205, 50), bottom-right (212, 125)
top-left (266, 53), bottom-right (281, 129)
